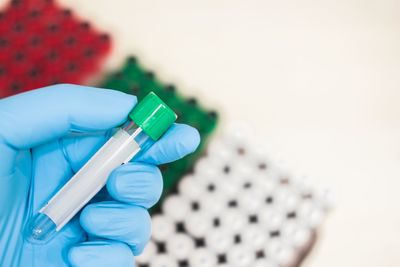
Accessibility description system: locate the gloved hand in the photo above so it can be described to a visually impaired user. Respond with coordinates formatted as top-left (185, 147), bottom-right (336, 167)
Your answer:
top-left (0, 84), bottom-right (200, 267)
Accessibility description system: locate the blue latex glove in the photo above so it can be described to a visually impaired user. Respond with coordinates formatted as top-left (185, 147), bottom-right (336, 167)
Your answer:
top-left (0, 84), bottom-right (200, 267)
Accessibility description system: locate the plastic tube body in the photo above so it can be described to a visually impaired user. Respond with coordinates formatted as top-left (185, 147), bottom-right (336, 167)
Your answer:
top-left (25, 122), bottom-right (151, 243)
top-left (42, 128), bottom-right (140, 230)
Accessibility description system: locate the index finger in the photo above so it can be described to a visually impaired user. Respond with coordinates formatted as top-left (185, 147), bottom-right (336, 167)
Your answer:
top-left (0, 84), bottom-right (136, 176)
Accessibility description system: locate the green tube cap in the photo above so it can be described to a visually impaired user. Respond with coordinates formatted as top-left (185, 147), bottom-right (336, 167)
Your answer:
top-left (129, 92), bottom-right (177, 140)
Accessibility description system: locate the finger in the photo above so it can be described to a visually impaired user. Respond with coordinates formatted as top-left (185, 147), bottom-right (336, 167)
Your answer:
top-left (68, 240), bottom-right (134, 267)
top-left (106, 162), bottom-right (163, 208)
top-left (61, 123), bottom-right (200, 171)
top-left (61, 132), bottom-right (109, 172)
top-left (80, 201), bottom-right (151, 255)
top-left (30, 140), bottom-right (74, 211)
top-left (134, 123), bottom-right (200, 165)
top-left (0, 84), bottom-right (135, 149)
top-left (0, 84), bottom-right (135, 176)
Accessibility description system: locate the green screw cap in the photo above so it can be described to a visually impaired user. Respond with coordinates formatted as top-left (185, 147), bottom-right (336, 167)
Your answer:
top-left (129, 92), bottom-right (177, 140)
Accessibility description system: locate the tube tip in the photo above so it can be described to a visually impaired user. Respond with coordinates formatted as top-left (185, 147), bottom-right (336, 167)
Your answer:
top-left (24, 213), bottom-right (57, 244)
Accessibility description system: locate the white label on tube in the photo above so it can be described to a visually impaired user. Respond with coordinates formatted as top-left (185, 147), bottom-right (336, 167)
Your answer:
top-left (40, 129), bottom-right (140, 230)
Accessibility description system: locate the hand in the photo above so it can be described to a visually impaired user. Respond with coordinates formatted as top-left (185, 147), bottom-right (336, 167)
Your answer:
top-left (0, 84), bottom-right (200, 267)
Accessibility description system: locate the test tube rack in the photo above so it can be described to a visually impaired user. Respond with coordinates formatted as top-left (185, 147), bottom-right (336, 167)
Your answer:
top-left (136, 129), bottom-right (333, 267)
top-left (0, 0), bottom-right (111, 98)
top-left (100, 56), bottom-right (218, 211)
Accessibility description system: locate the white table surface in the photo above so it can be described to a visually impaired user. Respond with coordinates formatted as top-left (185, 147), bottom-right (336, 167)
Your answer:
top-left (4, 0), bottom-right (400, 266)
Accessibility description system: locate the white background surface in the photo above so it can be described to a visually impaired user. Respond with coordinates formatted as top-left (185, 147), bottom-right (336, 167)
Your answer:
top-left (4, 0), bottom-right (400, 266)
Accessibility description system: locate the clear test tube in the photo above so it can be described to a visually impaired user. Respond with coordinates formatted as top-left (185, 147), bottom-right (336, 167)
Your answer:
top-left (218, 209), bottom-right (247, 234)
top-left (226, 244), bottom-right (256, 267)
top-left (253, 259), bottom-right (278, 267)
top-left (193, 157), bottom-right (220, 178)
top-left (239, 190), bottom-right (264, 214)
top-left (266, 240), bottom-right (296, 266)
top-left (253, 172), bottom-right (278, 195)
top-left (205, 228), bottom-right (234, 254)
top-left (24, 92), bottom-right (177, 244)
top-left (184, 211), bottom-right (213, 238)
top-left (166, 233), bottom-right (195, 260)
top-left (190, 248), bottom-right (218, 267)
top-left (211, 174), bottom-right (241, 201)
top-left (151, 214), bottom-right (175, 242)
top-left (259, 207), bottom-right (285, 231)
top-left (135, 240), bottom-right (157, 265)
top-left (149, 255), bottom-right (178, 267)
top-left (162, 195), bottom-right (191, 222)
top-left (178, 174), bottom-right (205, 201)
top-left (198, 194), bottom-right (225, 217)
top-left (298, 200), bottom-right (321, 228)
top-left (241, 225), bottom-right (269, 250)
top-left (292, 227), bottom-right (312, 248)
top-left (206, 138), bottom-right (233, 163)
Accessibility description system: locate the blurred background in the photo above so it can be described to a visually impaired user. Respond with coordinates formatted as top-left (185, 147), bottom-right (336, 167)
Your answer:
top-left (1, 0), bottom-right (400, 266)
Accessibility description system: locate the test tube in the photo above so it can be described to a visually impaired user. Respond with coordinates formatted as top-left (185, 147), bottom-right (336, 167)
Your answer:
top-left (162, 194), bottom-right (191, 222)
top-left (226, 244), bottom-right (256, 267)
top-left (241, 225), bottom-right (269, 250)
top-left (266, 240), bottom-right (296, 266)
top-left (149, 255), bottom-right (178, 267)
top-left (198, 194), bottom-right (225, 216)
top-left (184, 211), bottom-right (213, 238)
top-left (178, 174), bottom-right (205, 201)
top-left (219, 209), bottom-right (248, 233)
top-left (135, 240), bottom-right (157, 264)
top-left (166, 233), bottom-right (195, 260)
top-left (205, 228), bottom-right (233, 254)
top-left (151, 214), bottom-right (175, 242)
top-left (24, 92), bottom-right (177, 244)
top-left (190, 248), bottom-right (218, 267)
top-left (253, 259), bottom-right (278, 267)
top-left (206, 138), bottom-right (233, 162)
top-left (143, 127), bottom-right (331, 266)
